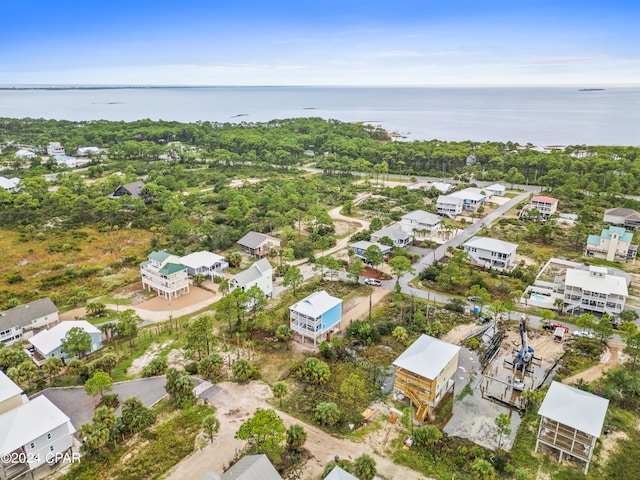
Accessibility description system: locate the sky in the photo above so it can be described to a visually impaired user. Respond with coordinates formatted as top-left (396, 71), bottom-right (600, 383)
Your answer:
top-left (1, 0), bottom-right (639, 86)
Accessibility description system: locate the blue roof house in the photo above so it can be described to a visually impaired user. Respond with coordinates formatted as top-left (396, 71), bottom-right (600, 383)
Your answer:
top-left (289, 291), bottom-right (342, 347)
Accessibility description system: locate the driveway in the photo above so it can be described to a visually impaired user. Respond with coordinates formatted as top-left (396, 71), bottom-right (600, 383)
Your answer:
top-left (34, 376), bottom-right (168, 429)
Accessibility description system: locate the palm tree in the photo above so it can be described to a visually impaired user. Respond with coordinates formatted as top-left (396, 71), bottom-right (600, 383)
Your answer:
top-left (202, 414), bottom-right (220, 443)
top-left (272, 381), bottom-right (288, 407)
top-left (472, 459), bottom-right (496, 480)
top-left (232, 358), bottom-right (253, 381)
top-left (286, 424), bottom-right (307, 451)
top-left (353, 454), bottom-right (377, 480)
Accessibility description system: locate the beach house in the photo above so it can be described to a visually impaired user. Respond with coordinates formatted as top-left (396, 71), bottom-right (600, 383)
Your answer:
top-left (0, 372), bottom-right (75, 480)
top-left (179, 251), bottom-right (229, 280)
top-left (289, 291), bottom-right (342, 347)
top-left (107, 181), bottom-right (153, 204)
top-left (392, 334), bottom-right (460, 421)
top-left (229, 258), bottom-right (273, 298)
top-left (0, 298), bottom-right (59, 347)
top-left (463, 236), bottom-right (518, 271)
top-left (604, 207), bottom-right (640, 230)
top-left (400, 210), bottom-right (441, 238)
top-left (348, 240), bottom-right (392, 261)
top-left (536, 381), bottom-right (609, 474)
top-left (562, 265), bottom-right (628, 316)
top-left (140, 251), bottom-right (190, 300)
top-left (529, 195), bottom-right (558, 219)
top-left (27, 320), bottom-right (102, 365)
top-left (236, 232), bottom-right (281, 258)
top-left (370, 226), bottom-right (412, 247)
top-left (584, 226), bottom-right (637, 263)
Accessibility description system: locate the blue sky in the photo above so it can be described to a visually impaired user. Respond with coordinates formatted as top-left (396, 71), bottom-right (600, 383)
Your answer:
top-left (1, 0), bottom-right (638, 86)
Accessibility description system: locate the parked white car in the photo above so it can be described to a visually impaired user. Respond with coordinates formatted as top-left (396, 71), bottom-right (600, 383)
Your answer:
top-left (573, 330), bottom-right (595, 339)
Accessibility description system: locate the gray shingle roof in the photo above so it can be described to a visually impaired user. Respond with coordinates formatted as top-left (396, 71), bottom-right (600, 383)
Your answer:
top-left (0, 298), bottom-right (58, 331)
top-left (237, 232), bottom-right (279, 249)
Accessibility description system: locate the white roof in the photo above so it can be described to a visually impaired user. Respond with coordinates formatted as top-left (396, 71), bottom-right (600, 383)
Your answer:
top-left (29, 320), bottom-right (100, 356)
top-left (371, 226), bottom-right (409, 241)
top-left (565, 268), bottom-right (628, 296)
top-left (349, 240), bottom-right (391, 253)
top-left (0, 371), bottom-right (23, 403)
top-left (436, 194), bottom-right (464, 205)
top-left (231, 258), bottom-right (272, 287)
top-left (393, 334), bottom-right (460, 380)
top-left (15, 149), bottom-right (35, 157)
top-left (402, 210), bottom-right (441, 225)
top-left (426, 182), bottom-right (453, 193)
top-left (538, 382), bottom-right (609, 437)
top-left (464, 236), bottom-right (518, 254)
top-left (0, 395), bottom-right (75, 455)
top-left (325, 466), bottom-right (358, 480)
top-left (448, 187), bottom-right (486, 201)
top-left (289, 291), bottom-right (342, 318)
top-left (0, 176), bottom-right (19, 190)
top-left (180, 251), bottom-right (225, 269)
top-left (485, 183), bottom-right (506, 192)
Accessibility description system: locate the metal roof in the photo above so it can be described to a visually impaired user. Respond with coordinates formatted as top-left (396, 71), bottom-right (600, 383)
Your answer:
top-left (289, 290), bottom-right (342, 319)
top-left (464, 236), bottom-right (518, 254)
top-left (402, 210), bottom-right (441, 225)
top-left (538, 382), bottom-right (609, 438)
top-left (531, 195), bottom-right (558, 204)
top-left (231, 258), bottom-right (272, 287)
top-left (324, 466), bottom-right (358, 480)
top-left (0, 298), bottom-right (58, 331)
top-left (0, 371), bottom-right (23, 404)
top-left (180, 251), bottom-right (225, 269)
top-left (371, 226), bottom-right (410, 241)
top-left (29, 321), bottom-right (101, 357)
top-left (565, 267), bottom-right (628, 296)
top-left (220, 454), bottom-right (282, 480)
top-left (392, 334), bottom-right (461, 380)
top-left (0, 396), bottom-right (75, 456)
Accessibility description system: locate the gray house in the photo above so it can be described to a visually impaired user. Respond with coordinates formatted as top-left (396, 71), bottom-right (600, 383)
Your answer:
top-left (0, 298), bottom-right (59, 347)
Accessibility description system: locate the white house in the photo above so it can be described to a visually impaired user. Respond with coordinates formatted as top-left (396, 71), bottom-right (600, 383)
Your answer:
top-left (450, 187), bottom-right (487, 212)
top-left (425, 182), bottom-right (453, 194)
top-left (530, 195), bottom-right (559, 219)
top-left (140, 251), bottom-right (190, 300)
top-left (237, 232), bottom-right (281, 258)
top-left (289, 291), bottom-right (343, 346)
top-left (536, 382), bottom-right (609, 474)
top-left (585, 226), bottom-right (637, 263)
top-left (179, 251), bottom-right (229, 279)
top-left (76, 146), bottom-right (100, 156)
top-left (436, 195), bottom-right (464, 216)
top-left (0, 391), bottom-right (75, 480)
top-left (0, 176), bottom-right (20, 192)
top-left (0, 298), bottom-right (59, 347)
top-left (15, 149), bottom-right (35, 159)
top-left (485, 183), bottom-right (506, 197)
top-left (370, 226), bottom-right (411, 247)
top-left (47, 142), bottom-right (65, 156)
top-left (400, 210), bottom-right (441, 238)
top-left (562, 266), bottom-right (628, 316)
top-left (53, 155), bottom-right (77, 168)
top-left (28, 321), bottom-right (102, 366)
top-left (604, 207), bottom-right (640, 230)
top-left (0, 371), bottom-right (27, 415)
top-left (324, 466), bottom-right (358, 480)
top-left (229, 258), bottom-right (273, 298)
top-left (463, 236), bottom-right (518, 270)
top-left (349, 240), bottom-right (391, 261)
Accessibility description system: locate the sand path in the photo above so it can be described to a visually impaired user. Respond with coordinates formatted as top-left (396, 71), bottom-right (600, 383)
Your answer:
top-left (562, 343), bottom-right (624, 385)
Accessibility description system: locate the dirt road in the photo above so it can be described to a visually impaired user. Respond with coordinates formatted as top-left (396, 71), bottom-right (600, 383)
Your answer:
top-left (165, 381), bottom-right (432, 480)
top-left (341, 287), bottom-right (391, 327)
top-left (562, 343), bottom-right (624, 385)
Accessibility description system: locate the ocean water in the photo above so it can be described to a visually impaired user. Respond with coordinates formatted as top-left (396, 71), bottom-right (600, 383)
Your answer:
top-left (0, 86), bottom-right (638, 146)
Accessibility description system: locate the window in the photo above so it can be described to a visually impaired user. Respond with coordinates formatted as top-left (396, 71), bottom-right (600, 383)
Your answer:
top-left (49, 445), bottom-right (54, 452)
top-left (30, 442), bottom-right (35, 449)
top-left (47, 433), bottom-right (52, 440)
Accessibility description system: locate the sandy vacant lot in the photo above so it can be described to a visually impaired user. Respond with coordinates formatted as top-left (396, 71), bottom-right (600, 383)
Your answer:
top-left (165, 381), bottom-right (432, 480)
